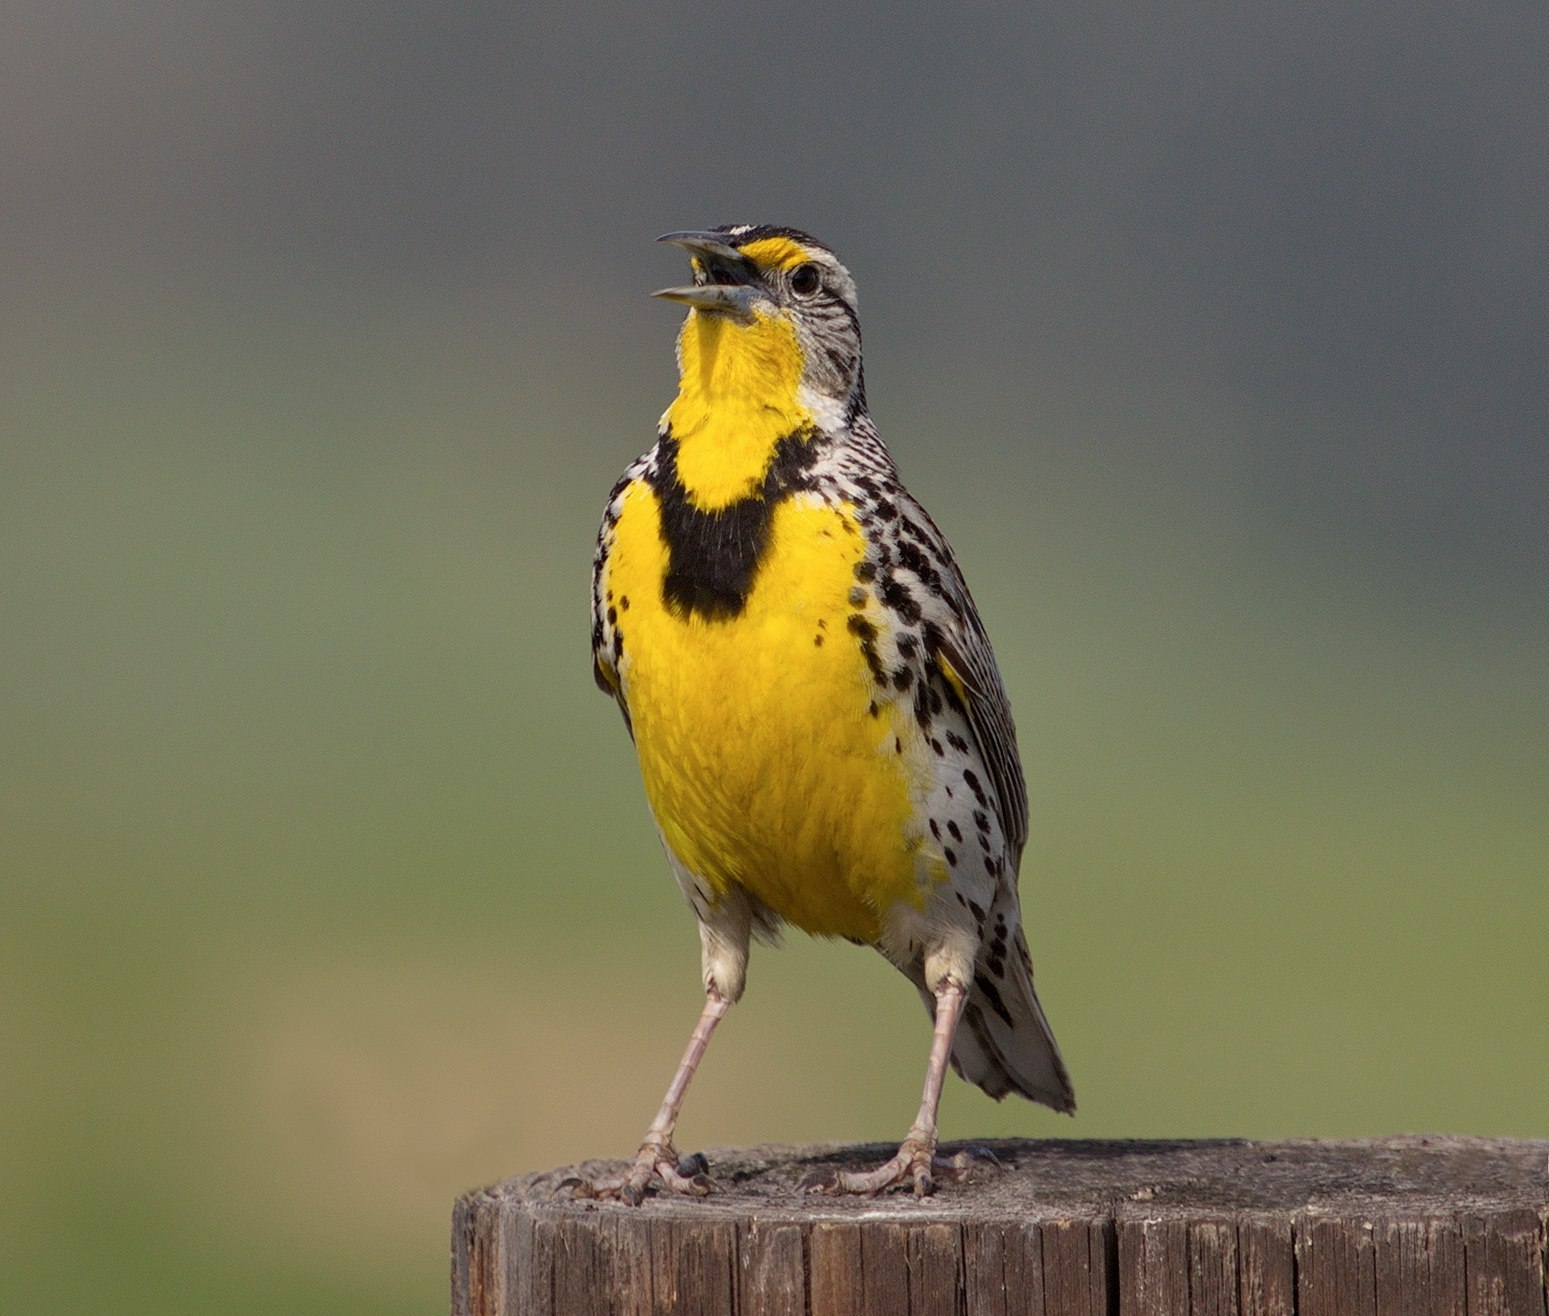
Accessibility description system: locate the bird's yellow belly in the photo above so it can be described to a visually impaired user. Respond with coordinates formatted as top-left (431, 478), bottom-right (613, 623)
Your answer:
top-left (607, 486), bottom-right (923, 941)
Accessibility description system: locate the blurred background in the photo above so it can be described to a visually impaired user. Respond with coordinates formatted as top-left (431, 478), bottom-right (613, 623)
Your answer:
top-left (3, 2), bottom-right (1545, 1312)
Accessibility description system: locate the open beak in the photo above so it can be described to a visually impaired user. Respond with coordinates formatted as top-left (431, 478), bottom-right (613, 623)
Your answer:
top-left (652, 231), bottom-right (757, 318)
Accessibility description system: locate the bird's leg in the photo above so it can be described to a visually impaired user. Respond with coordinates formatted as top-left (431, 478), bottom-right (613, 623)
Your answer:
top-left (816, 978), bottom-right (972, 1197)
top-left (585, 988), bottom-right (729, 1204)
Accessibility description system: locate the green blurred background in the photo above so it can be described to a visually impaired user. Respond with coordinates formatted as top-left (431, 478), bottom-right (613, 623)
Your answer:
top-left (4, 4), bottom-right (1545, 1312)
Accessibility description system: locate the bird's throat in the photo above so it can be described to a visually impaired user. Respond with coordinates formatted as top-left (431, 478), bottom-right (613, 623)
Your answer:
top-left (665, 309), bottom-right (809, 511)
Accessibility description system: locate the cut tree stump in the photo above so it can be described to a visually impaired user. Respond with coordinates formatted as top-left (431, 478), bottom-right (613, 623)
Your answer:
top-left (452, 1136), bottom-right (1549, 1315)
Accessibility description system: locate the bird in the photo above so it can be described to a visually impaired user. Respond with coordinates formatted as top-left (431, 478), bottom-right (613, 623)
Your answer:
top-left (588, 224), bottom-right (1074, 1201)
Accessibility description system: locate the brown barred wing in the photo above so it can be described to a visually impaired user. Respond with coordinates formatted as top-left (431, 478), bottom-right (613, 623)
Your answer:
top-left (931, 616), bottom-right (1028, 861)
top-left (892, 490), bottom-right (1029, 865)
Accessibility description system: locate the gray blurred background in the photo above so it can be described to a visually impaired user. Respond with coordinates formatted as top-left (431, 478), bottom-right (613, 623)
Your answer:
top-left (3, 3), bottom-right (1545, 1312)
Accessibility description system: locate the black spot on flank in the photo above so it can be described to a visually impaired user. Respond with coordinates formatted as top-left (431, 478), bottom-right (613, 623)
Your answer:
top-left (944, 847), bottom-right (958, 866)
top-left (879, 578), bottom-right (923, 624)
top-left (895, 539), bottom-right (942, 590)
top-left (967, 899), bottom-right (986, 923)
top-left (963, 769), bottom-right (987, 807)
top-left (813, 633), bottom-right (824, 647)
top-left (973, 809), bottom-right (990, 833)
top-left (605, 589), bottom-right (613, 602)
top-left (817, 617), bottom-right (827, 629)
top-left (619, 595), bottom-right (630, 611)
top-left (607, 605), bottom-right (617, 625)
top-left (930, 738), bottom-right (944, 756)
top-left (892, 667), bottom-right (914, 692)
top-left (986, 856), bottom-right (1001, 879)
top-left (929, 819), bottom-right (941, 840)
top-left (946, 820), bottom-right (962, 842)
top-left (913, 681), bottom-right (933, 732)
top-left (986, 949), bottom-right (1006, 979)
top-left (611, 630), bottom-right (623, 662)
top-left (896, 634), bottom-right (918, 659)
top-left (848, 585), bottom-right (867, 606)
top-left (867, 700), bottom-right (881, 718)
top-left (874, 498), bottom-right (898, 521)
top-left (944, 784), bottom-right (954, 798)
top-left (848, 614), bottom-right (887, 684)
top-left (894, 736), bottom-right (902, 754)
top-left (946, 730), bottom-right (969, 754)
top-left (855, 559), bottom-right (877, 583)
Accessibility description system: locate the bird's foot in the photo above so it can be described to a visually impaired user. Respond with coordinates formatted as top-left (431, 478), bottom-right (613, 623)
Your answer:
top-left (803, 1140), bottom-right (1000, 1198)
top-left (564, 1141), bottom-right (714, 1205)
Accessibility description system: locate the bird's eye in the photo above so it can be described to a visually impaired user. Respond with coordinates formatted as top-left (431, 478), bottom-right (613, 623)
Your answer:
top-left (790, 263), bottom-right (822, 297)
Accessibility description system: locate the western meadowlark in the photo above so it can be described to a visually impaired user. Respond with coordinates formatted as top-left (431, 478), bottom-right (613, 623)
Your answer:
top-left (588, 225), bottom-right (1074, 1202)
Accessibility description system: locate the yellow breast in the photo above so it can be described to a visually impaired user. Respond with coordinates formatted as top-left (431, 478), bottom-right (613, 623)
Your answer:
top-left (605, 482), bottom-right (925, 941)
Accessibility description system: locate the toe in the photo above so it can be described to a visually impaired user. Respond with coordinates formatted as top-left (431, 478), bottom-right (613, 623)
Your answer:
top-left (932, 1144), bottom-right (1002, 1184)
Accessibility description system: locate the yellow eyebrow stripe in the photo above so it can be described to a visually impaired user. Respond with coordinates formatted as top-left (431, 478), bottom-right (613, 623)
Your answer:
top-left (738, 236), bottom-right (813, 270)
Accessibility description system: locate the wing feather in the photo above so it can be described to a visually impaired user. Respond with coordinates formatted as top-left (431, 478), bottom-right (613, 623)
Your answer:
top-left (933, 619), bottom-right (1028, 858)
top-left (893, 489), bottom-right (1029, 862)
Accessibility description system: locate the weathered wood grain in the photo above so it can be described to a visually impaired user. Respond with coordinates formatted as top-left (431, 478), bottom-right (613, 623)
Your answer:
top-left (452, 1137), bottom-right (1549, 1315)
top-left (1187, 1219), bottom-right (1240, 1316)
top-left (1237, 1213), bottom-right (1296, 1316)
top-left (1373, 1217), bottom-right (1464, 1316)
top-left (1041, 1214), bottom-right (1113, 1315)
top-left (808, 1220), bottom-right (862, 1315)
top-left (1298, 1214), bottom-right (1377, 1315)
top-left (1119, 1212), bottom-right (1191, 1315)
top-left (1463, 1208), bottom-right (1549, 1316)
top-left (737, 1219), bottom-right (804, 1316)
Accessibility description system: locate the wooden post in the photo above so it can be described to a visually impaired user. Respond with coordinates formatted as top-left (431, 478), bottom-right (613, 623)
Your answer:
top-left (452, 1136), bottom-right (1549, 1315)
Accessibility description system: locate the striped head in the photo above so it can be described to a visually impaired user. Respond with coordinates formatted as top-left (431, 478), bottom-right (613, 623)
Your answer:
top-left (654, 225), bottom-right (864, 425)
